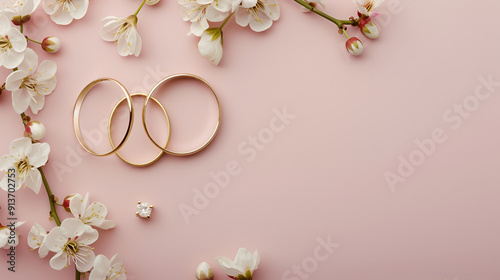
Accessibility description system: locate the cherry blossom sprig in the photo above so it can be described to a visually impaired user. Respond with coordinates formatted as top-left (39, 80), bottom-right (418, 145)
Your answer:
top-left (0, 3), bottom-right (127, 280)
top-left (100, 0), bottom-right (160, 57)
top-left (179, 0), bottom-right (281, 65)
top-left (294, 0), bottom-right (384, 56)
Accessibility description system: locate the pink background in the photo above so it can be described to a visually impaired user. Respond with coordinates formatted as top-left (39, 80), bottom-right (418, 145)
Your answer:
top-left (1, 0), bottom-right (500, 279)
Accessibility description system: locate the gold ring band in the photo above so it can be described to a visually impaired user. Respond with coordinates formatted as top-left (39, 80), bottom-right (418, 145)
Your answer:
top-left (108, 93), bottom-right (171, 167)
top-left (143, 73), bottom-right (222, 156)
top-left (73, 78), bottom-right (134, 157)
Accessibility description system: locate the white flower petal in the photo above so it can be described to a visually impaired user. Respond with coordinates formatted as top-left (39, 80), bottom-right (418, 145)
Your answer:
top-left (8, 137), bottom-right (32, 158)
top-left (45, 227), bottom-right (67, 253)
top-left (75, 249), bottom-right (95, 272)
top-left (11, 89), bottom-right (30, 114)
top-left (27, 142), bottom-right (50, 167)
top-left (5, 70), bottom-right (27, 91)
top-left (76, 225), bottom-right (98, 246)
top-left (89, 255), bottom-right (110, 280)
top-left (50, 250), bottom-right (68, 270)
top-left (50, 9), bottom-right (74, 25)
top-left (25, 169), bottom-right (42, 194)
top-left (68, 0), bottom-right (88, 19)
top-left (215, 256), bottom-right (242, 277)
top-left (59, 218), bottom-right (86, 239)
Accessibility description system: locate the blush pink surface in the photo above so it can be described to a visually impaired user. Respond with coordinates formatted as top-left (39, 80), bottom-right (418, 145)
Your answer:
top-left (1, 0), bottom-right (500, 279)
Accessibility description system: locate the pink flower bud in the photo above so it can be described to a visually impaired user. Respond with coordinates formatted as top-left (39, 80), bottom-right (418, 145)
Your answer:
top-left (345, 37), bottom-right (363, 56)
top-left (42, 37), bottom-right (61, 53)
top-left (24, 121), bottom-right (46, 141)
top-left (62, 194), bottom-right (76, 212)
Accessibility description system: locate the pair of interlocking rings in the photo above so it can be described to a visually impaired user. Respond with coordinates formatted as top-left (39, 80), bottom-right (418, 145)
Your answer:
top-left (73, 73), bottom-right (221, 167)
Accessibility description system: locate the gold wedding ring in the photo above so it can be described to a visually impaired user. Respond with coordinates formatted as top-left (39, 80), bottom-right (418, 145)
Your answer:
top-left (143, 73), bottom-right (222, 156)
top-left (108, 93), bottom-right (170, 167)
top-left (73, 78), bottom-right (133, 157)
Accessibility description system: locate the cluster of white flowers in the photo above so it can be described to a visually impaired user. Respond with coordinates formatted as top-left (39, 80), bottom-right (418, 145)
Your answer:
top-left (0, 138), bottom-right (125, 277)
top-left (179, 0), bottom-right (280, 65)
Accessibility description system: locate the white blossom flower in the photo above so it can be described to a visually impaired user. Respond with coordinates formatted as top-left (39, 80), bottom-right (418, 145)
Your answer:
top-left (345, 37), bottom-right (363, 55)
top-left (100, 15), bottom-right (142, 57)
top-left (5, 48), bottom-right (57, 114)
top-left (63, 193), bottom-right (115, 230)
top-left (89, 254), bottom-right (126, 280)
top-left (0, 222), bottom-right (24, 249)
top-left (215, 248), bottom-right (260, 280)
top-left (45, 218), bottom-right (98, 272)
top-left (0, 137), bottom-right (50, 194)
top-left (354, 0), bottom-right (384, 17)
top-left (198, 28), bottom-right (223, 65)
top-left (42, 0), bottom-right (89, 25)
top-left (0, 14), bottom-right (26, 69)
top-left (235, 0), bottom-right (280, 32)
top-left (196, 262), bottom-right (214, 280)
top-left (25, 120), bottom-right (46, 140)
top-left (146, 0), bottom-right (160, 5)
top-left (0, 0), bottom-right (41, 25)
top-left (27, 222), bottom-right (49, 258)
top-left (179, 0), bottom-right (228, 36)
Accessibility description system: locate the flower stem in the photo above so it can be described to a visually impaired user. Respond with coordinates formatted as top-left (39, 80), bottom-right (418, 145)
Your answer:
top-left (39, 167), bottom-right (61, 226)
top-left (219, 12), bottom-right (235, 29)
top-left (134, 0), bottom-right (147, 16)
top-left (27, 37), bottom-right (42, 45)
top-left (343, 29), bottom-right (350, 39)
top-left (293, 0), bottom-right (359, 29)
top-left (76, 268), bottom-right (81, 280)
top-left (20, 23), bottom-right (23, 33)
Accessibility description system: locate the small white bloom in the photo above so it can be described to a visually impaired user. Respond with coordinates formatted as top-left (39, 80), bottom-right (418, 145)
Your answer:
top-left (45, 218), bottom-right (98, 272)
top-left (64, 193), bottom-right (115, 230)
top-left (235, 0), bottom-right (280, 32)
top-left (0, 14), bottom-right (26, 69)
top-left (43, 0), bottom-right (89, 25)
top-left (198, 28), bottom-right (223, 65)
top-left (196, 262), bottom-right (214, 280)
top-left (89, 254), bottom-right (127, 280)
top-left (0, 137), bottom-right (50, 194)
top-left (5, 48), bottom-right (57, 114)
top-left (100, 15), bottom-right (142, 57)
top-left (42, 36), bottom-right (61, 53)
top-left (27, 222), bottom-right (49, 258)
top-left (0, 0), bottom-right (41, 25)
top-left (179, 0), bottom-right (227, 36)
top-left (0, 222), bottom-right (24, 249)
top-left (146, 0), bottom-right (160, 5)
top-left (215, 248), bottom-right (260, 280)
top-left (25, 121), bottom-right (46, 141)
top-left (354, 0), bottom-right (384, 17)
